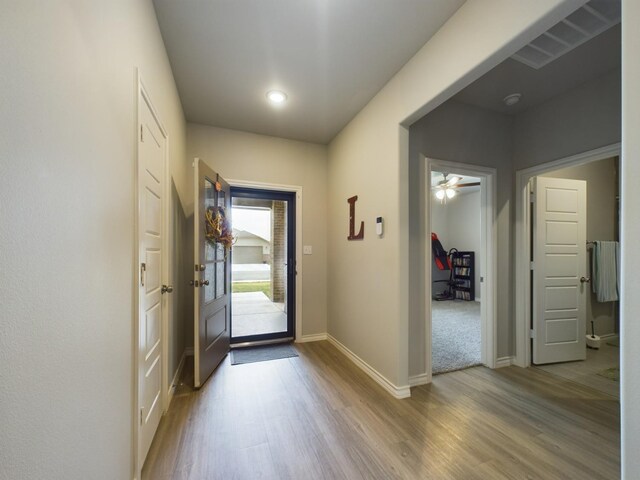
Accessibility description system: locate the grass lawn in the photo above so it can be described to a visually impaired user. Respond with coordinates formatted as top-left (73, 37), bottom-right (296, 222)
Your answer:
top-left (232, 281), bottom-right (271, 297)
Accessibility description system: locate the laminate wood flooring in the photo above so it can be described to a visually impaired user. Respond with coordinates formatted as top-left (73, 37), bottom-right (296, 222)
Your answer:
top-left (142, 341), bottom-right (620, 480)
top-left (534, 341), bottom-right (619, 399)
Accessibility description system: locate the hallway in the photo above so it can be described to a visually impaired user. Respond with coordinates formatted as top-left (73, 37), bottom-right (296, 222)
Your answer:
top-left (143, 341), bottom-right (619, 479)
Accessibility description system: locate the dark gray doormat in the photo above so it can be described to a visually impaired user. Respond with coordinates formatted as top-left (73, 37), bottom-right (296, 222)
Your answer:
top-left (230, 344), bottom-right (298, 365)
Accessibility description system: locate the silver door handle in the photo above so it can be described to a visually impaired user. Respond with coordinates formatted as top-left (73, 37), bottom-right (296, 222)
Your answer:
top-left (161, 285), bottom-right (174, 294)
top-left (200, 280), bottom-right (210, 287)
top-left (580, 276), bottom-right (591, 283)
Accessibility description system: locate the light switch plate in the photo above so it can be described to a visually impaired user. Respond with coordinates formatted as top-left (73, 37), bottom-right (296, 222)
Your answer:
top-left (303, 245), bottom-right (313, 255)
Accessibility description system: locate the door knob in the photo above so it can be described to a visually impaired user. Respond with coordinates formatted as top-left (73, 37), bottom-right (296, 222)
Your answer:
top-left (161, 285), bottom-right (174, 294)
top-left (580, 276), bottom-right (591, 283)
top-left (200, 280), bottom-right (210, 287)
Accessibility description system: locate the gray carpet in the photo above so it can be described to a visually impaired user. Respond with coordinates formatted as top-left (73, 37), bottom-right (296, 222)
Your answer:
top-left (230, 344), bottom-right (298, 365)
top-left (432, 300), bottom-right (481, 374)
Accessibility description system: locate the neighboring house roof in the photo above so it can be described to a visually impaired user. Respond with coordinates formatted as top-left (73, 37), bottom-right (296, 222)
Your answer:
top-left (233, 229), bottom-right (270, 246)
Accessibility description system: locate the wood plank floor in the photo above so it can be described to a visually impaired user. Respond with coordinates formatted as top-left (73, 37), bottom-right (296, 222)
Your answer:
top-left (535, 341), bottom-right (619, 398)
top-left (142, 341), bottom-right (620, 479)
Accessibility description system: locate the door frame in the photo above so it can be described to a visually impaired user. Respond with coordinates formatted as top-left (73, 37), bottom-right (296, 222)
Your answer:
top-left (133, 72), bottom-right (171, 480)
top-left (425, 157), bottom-right (498, 381)
top-left (227, 179), bottom-right (304, 342)
top-left (229, 187), bottom-right (296, 345)
top-left (513, 143), bottom-right (621, 368)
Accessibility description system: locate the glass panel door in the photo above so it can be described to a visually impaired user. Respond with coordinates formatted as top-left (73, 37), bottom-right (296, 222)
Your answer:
top-left (230, 188), bottom-right (295, 344)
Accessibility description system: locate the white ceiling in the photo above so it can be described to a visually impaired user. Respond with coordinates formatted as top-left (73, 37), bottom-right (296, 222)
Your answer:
top-left (152, 0), bottom-right (465, 144)
top-left (431, 172), bottom-right (480, 194)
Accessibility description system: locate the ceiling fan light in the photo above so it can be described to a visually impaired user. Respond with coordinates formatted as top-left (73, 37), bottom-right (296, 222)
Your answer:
top-left (435, 189), bottom-right (445, 200)
top-left (446, 188), bottom-right (456, 199)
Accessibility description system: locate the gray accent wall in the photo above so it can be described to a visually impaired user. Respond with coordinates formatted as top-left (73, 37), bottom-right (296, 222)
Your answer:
top-left (513, 68), bottom-right (621, 170)
top-left (409, 66), bottom-right (620, 377)
top-left (409, 101), bottom-right (514, 376)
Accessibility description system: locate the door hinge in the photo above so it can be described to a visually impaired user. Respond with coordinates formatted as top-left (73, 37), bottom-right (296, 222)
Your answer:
top-left (529, 329), bottom-right (535, 339)
top-left (530, 261), bottom-right (535, 271)
top-left (529, 191), bottom-right (535, 204)
top-left (140, 262), bottom-right (146, 286)
top-left (140, 407), bottom-right (144, 425)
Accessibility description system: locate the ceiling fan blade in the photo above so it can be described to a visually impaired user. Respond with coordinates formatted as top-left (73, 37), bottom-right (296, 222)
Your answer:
top-left (457, 182), bottom-right (481, 188)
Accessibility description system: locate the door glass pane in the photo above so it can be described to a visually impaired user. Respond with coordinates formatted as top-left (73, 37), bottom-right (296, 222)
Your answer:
top-left (216, 260), bottom-right (225, 298)
top-left (205, 178), bottom-right (216, 208)
top-left (204, 266), bottom-right (215, 303)
top-left (203, 178), bottom-right (216, 302)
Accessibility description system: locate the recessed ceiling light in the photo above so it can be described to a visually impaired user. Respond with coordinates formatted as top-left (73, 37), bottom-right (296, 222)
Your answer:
top-left (266, 90), bottom-right (287, 105)
top-left (503, 93), bottom-right (522, 106)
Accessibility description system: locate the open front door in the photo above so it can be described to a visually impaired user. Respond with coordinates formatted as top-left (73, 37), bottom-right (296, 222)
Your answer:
top-left (193, 159), bottom-right (231, 387)
top-left (532, 176), bottom-right (587, 365)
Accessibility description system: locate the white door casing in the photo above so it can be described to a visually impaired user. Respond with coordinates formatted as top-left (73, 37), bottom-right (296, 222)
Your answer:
top-left (424, 157), bottom-right (498, 382)
top-left (532, 177), bottom-right (587, 365)
top-left (137, 87), bottom-right (167, 466)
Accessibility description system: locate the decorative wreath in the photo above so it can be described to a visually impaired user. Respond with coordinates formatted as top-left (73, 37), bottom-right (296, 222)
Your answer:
top-left (205, 206), bottom-right (235, 250)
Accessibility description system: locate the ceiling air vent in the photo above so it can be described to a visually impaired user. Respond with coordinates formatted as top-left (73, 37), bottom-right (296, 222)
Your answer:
top-left (511, 0), bottom-right (620, 69)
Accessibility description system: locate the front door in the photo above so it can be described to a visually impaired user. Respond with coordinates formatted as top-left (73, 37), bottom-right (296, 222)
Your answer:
top-left (193, 159), bottom-right (231, 387)
top-left (532, 176), bottom-right (587, 364)
top-left (230, 187), bottom-right (296, 344)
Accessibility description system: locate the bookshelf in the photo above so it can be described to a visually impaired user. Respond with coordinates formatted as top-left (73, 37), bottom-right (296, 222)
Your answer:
top-left (452, 251), bottom-right (475, 301)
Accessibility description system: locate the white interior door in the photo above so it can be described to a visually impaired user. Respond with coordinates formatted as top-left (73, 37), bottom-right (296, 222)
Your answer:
top-left (532, 176), bottom-right (587, 364)
top-left (193, 159), bottom-right (231, 387)
top-left (138, 91), bottom-right (167, 464)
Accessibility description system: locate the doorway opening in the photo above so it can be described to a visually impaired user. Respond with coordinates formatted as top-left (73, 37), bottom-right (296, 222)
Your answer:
top-left (430, 170), bottom-right (482, 374)
top-left (516, 151), bottom-right (620, 398)
top-left (426, 159), bottom-right (497, 379)
top-left (230, 187), bottom-right (296, 346)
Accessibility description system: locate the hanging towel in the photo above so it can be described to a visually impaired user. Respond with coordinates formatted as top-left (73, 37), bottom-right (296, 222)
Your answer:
top-left (592, 241), bottom-right (619, 302)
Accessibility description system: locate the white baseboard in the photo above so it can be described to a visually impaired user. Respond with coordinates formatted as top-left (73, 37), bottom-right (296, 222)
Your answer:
top-left (184, 347), bottom-right (194, 356)
top-left (495, 356), bottom-right (514, 368)
top-left (167, 350), bottom-right (188, 408)
top-left (296, 333), bottom-right (328, 343)
top-left (327, 334), bottom-right (411, 399)
top-left (408, 373), bottom-right (430, 387)
top-left (599, 333), bottom-right (618, 340)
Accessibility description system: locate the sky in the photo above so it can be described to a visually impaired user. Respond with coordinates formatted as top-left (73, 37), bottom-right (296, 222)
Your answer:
top-left (232, 207), bottom-right (271, 241)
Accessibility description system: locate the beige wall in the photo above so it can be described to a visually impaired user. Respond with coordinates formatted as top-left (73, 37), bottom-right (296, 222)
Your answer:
top-left (542, 157), bottom-right (619, 336)
top-left (621, 1), bottom-right (640, 473)
top-left (0, 0), bottom-right (187, 478)
top-left (186, 124), bottom-right (328, 339)
top-left (327, 0), bottom-right (582, 389)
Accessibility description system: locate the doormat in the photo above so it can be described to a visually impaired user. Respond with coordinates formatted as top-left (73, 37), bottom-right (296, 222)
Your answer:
top-left (230, 344), bottom-right (298, 365)
top-left (597, 367), bottom-right (620, 382)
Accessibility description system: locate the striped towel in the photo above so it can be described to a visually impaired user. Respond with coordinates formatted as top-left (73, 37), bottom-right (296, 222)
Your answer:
top-left (592, 241), bottom-right (619, 302)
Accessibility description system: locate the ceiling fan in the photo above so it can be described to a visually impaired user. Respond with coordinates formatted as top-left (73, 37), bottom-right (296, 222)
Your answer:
top-left (432, 173), bottom-right (480, 202)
